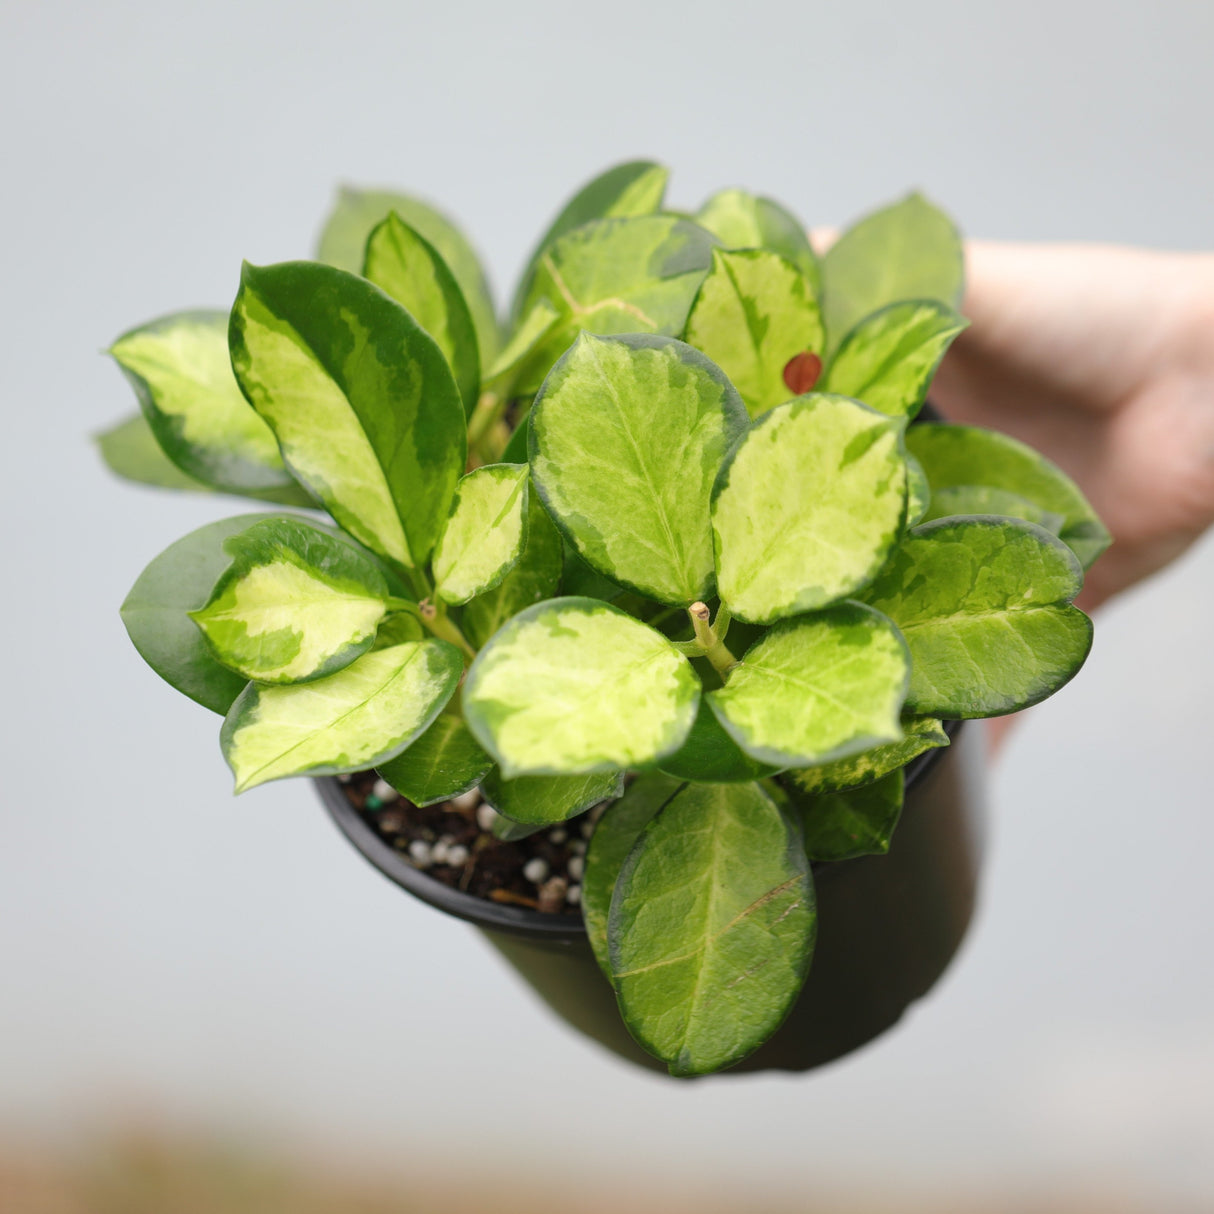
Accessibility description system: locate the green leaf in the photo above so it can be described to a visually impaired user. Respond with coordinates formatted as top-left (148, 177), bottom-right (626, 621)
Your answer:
top-left (96, 413), bottom-right (315, 506)
top-left (109, 311), bottom-right (299, 494)
top-left (460, 493), bottom-right (563, 648)
top-left (708, 603), bottom-right (909, 767)
top-left (229, 260), bottom-right (466, 571)
top-left (822, 300), bottom-right (968, 419)
top-left (683, 248), bottom-right (825, 418)
top-left (657, 698), bottom-right (784, 783)
top-left (462, 597), bottom-right (700, 777)
top-left (821, 193), bottom-right (964, 355)
top-left (363, 212), bottom-right (481, 415)
top-left (121, 514), bottom-right (281, 714)
top-left (922, 484), bottom-right (1066, 533)
top-left (583, 772), bottom-right (685, 976)
top-left (512, 215), bottom-right (719, 392)
top-left (905, 452), bottom-right (930, 528)
top-left (609, 781), bottom-right (816, 1076)
top-left (695, 187), bottom-right (820, 293)
top-left (432, 464), bottom-right (529, 605)
top-left (784, 715), bottom-right (948, 796)
top-left (486, 300), bottom-right (560, 390)
top-left (906, 424), bottom-right (1109, 567)
top-left (376, 714), bottom-right (492, 807)
top-left (188, 516), bottom-right (390, 684)
top-left (712, 394), bottom-right (907, 624)
top-left (511, 160), bottom-right (670, 321)
top-left (530, 332), bottom-right (748, 605)
top-left (316, 185), bottom-right (500, 362)
top-left (480, 766), bottom-right (623, 827)
top-left (861, 517), bottom-right (1094, 717)
top-left (221, 639), bottom-right (462, 792)
top-left (794, 770), bottom-right (905, 861)
top-left (558, 542), bottom-right (625, 603)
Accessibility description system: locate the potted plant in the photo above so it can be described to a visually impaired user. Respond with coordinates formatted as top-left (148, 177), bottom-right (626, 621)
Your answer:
top-left (100, 161), bottom-right (1108, 1078)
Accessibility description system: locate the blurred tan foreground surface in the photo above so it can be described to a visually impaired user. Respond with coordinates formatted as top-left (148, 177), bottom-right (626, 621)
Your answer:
top-left (0, 1133), bottom-right (1203, 1214)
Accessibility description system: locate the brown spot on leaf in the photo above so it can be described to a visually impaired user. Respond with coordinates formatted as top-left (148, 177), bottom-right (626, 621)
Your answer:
top-left (783, 351), bottom-right (823, 395)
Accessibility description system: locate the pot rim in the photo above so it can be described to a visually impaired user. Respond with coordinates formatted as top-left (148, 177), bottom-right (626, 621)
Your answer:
top-left (316, 720), bottom-right (963, 941)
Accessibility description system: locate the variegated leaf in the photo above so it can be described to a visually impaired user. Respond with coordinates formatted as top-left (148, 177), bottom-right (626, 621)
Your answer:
top-left (784, 715), bottom-right (948, 796)
top-left (377, 714), bottom-right (492, 807)
top-left (609, 781), bottom-right (816, 1076)
top-left (485, 299), bottom-right (560, 390)
top-left (462, 597), bottom-right (700, 777)
top-left (821, 193), bottom-right (964, 354)
top-left (530, 333), bottom-right (748, 605)
top-left (905, 452), bottom-right (930, 527)
top-left (657, 698), bottom-right (784, 783)
top-left (511, 215), bottom-right (718, 392)
top-left (922, 484), bottom-right (1065, 533)
top-left (121, 514), bottom-right (286, 714)
top-left (695, 187), bottom-right (820, 293)
top-left (683, 248), bottom-right (824, 418)
top-left (316, 185), bottom-right (500, 362)
top-left (794, 770), bottom-right (905, 861)
top-left (861, 517), bottom-right (1093, 717)
top-left (221, 639), bottom-right (462, 792)
top-left (822, 300), bottom-right (968, 418)
top-left (189, 516), bottom-right (390, 684)
top-left (480, 766), bottom-right (624, 827)
top-left (363, 211), bottom-right (480, 415)
top-left (432, 464), bottom-right (529, 605)
top-left (461, 493), bottom-right (563, 648)
top-left (583, 772), bottom-right (685, 976)
top-left (229, 261), bottom-right (466, 571)
top-left (510, 160), bottom-right (669, 321)
top-left (907, 424), bottom-right (1109, 567)
top-left (110, 311), bottom-right (298, 494)
top-left (708, 604), bottom-right (909, 767)
top-left (712, 394), bottom-right (907, 624)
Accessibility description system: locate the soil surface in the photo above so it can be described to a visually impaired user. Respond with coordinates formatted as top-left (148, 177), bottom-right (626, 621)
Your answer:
top-left (341, 773), bottom-right (603, 915)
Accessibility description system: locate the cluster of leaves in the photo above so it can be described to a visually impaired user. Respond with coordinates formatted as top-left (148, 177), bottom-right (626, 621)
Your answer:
top-left (102, 162), bottom-right (1108, 1076)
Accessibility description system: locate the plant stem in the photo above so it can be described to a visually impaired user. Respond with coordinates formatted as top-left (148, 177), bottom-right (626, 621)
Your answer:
top-left (688, 601), bottom-right (738, 677)
top-left (466, 391), bottom-right (509, 463)
top-left (419, 599), bottom-right (477, 663)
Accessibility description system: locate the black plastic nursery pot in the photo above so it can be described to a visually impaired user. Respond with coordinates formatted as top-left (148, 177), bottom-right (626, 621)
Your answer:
top-left (316, 719), bottom-right (987, 1077)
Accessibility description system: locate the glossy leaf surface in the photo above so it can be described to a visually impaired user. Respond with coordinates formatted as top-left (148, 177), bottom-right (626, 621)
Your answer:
top-left (460, 494), bottom-right (563, 649)
top-left (922, 484), bottom-right (1065, 533)
top-left (230, 261), bottom-right (466, 570)
top-left (907, 424), bottom-right (1109, 567)
top-left (512, 215), bottom-right (718, 391)
top-left (795, 770), bottom-right (905, 861)
top-left (511, 160), bottom-right (669, 320)
top-left (708, 604), bottom-right (909, 767)
top-left (110, 311), bottom-right (296, 493)
top-left (609, 782), bottom-right (815, 1076)
top-left (821, 193), bottom-right (964, 353)
top-left (221, 639), bottom-right (462, 791)
top-left (862, 518), bottom-right (1093, 717)
top-left (316, 186), bottom-right (499, 362)
top-left (822, 300), bottom-right (967, 418)
top-left (363, 212), bottom-right (480, 414)
top-left (712, 394), bottom-right (907, 623)
top-left (377, 714), bottom-right (492, 807)
top-left (683, 249), bottom-right (824, 418)
top-left (583, 772), bottom-right (685, 975)
top-left (190, 517), bottom-right (389, 684)
top-left (905, 452), bottom-right (930, 527)
top-left (432, 464), bottom-right (529, 605)
top-left (462, 597), bottom-right (699, 777)
top-left (530, 333), bottom-right (748, 604)
top-left (785, 715), bottom-right (948, 796)
top-left (695, 188), bottom-right (820, 291)
top-left (657, 698), bottom-right (784, 783)
top-left (480, 766), bottom-right (624, 826)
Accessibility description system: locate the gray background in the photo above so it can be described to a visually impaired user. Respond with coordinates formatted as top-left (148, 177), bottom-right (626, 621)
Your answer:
top-left (2, 0), bottom-right (1212, 1207)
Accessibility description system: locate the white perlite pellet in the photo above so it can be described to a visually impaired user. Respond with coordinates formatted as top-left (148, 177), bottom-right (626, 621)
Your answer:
top-left (371, 778), bottom-right (399, 802)
top-left (476, 803), bottom-right (499, 832)
top-left (566, 884), bottom-right (582, 905)
top-left (408, 840), bottom-right (432, 867)
top-left (431, 839), bottom-right (451, 865)
top-left (522, 857), bottom-right (550, 884)
top-left (548, 827), bottom-right (568, 844)
top-left (567, 855), bottom-right (585, 880)
top-left (580, 819), bottom-right (595, 839)
top-left (451, 788), bottom-right (481, 812)
top-left (445, 844), bottom-right (469, 866)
